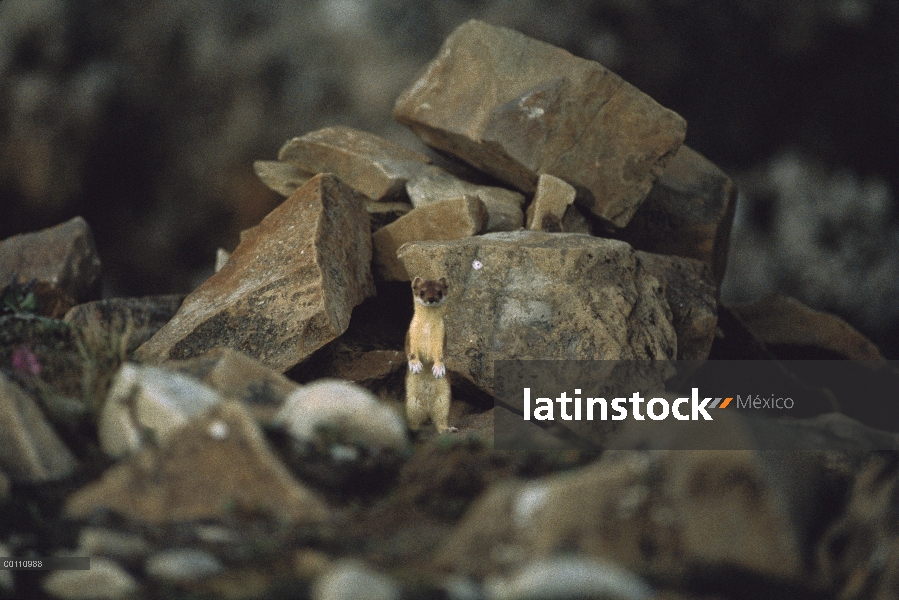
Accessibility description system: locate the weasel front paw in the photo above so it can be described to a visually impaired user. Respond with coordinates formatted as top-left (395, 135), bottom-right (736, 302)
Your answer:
top-left (408, 359), bottom-right (422, 374)
top-left (432, 362), bottom-right (446, 378)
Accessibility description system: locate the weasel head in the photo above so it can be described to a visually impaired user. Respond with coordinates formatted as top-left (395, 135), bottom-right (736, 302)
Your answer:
top-left (412, 276), bottom-right (449, 307)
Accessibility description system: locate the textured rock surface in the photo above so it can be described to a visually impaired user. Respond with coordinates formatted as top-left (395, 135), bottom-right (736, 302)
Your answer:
top-left (0, 371), bottom-right (78, 482)
top-left (253, 160), bottom-right (313, 197)
top-left (0, 216), bottom-right (102, 318)
top-left (406, 165), bottom-right (525, 232)
top-left (64, 294), bottom-right (184, 354)
top-left (526, 173), bottom-right (577, 231)
top-left (638, 252), bottom-right (717, 360)
top-left (616, 145), bottom-right (737, 288)
top-left (42, 557), bottom-right (138, 600)
top-left (135, 174), bottom-right (375, 371)
top-left (278, 126), bottom-right (431, 201)
top-left (367, 201), bottom-right (413, 232)
top-left (394, 20), bottom-right (686, 228)
top-left (67, 401), bottom-right (330, 525)
top-left (397, 231), bottom-right (677, 394)
top-left (373, 195), bottom-right (488, 281)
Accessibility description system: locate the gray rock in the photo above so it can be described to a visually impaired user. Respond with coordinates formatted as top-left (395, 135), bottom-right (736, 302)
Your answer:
top-left (0, 542), bottom-right (11, 593)
top-left (525, 174), bottom-right (576, 232)
top-left (214, 248), bottom-right (230, 272)
top-left (485, 556), bottom-right (654, 600)
top-left (397, 231), bottom-right (677, 394)
top-left (64, 294), bottom-right (184, 355)
top-left (313, 559), bottom-right (401, 600)
top-left (42, 557), bottom-right (138, 600)
top-left (77, 527), bottom-right (151, 561)
top-left (253, 159), bottom-right (313, 197)
top-left (134, 174), bottom-right (375, 371)
top-left (145, 548), bottom-right (223, 583)
top-left (0, 216), bottom-right (102, 318)
top-left (0, 371), bottom-right (78, 482)
top-left (394, 20), bottom-right (686, 228)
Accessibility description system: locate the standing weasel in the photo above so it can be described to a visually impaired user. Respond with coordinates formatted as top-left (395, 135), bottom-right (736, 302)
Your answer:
top-left (405, 277), bottom-right (455, 433)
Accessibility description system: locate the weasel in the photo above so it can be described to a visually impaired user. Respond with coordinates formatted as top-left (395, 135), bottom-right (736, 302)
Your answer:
top-left (405, 276), bottom-right (455, 433)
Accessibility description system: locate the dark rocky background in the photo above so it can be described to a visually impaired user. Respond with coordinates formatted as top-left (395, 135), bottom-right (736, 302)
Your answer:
top-left (1, 0), bottom-right (897, 356)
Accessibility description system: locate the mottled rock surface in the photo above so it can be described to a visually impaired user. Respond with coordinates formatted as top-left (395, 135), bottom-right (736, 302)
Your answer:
top-left (373, 195), bottom-right (489, 281)
top-left (0, 216), bottom-right (102, 318)
top-left (526, 173), bottom-right (576, 231)
top-left (67, 401), bottom-right (330, 525)
top-left (135, 174), bottom-right (375, 371)
top-left (367, 201), bottom-right (413, 232)
top-left (0, 371), bottom-right (77, 482)
top-left (397, 231), bottom-right (677, 394)
top-left (616, 145), bottom-right (737, 288)
top-left (394, 20), bottom-right (686, 228)
top-left (64, 294), bottom-right (184, 354)
top-left (253, 159), bottom-right (313, 197)
top-left (278, 126), bottom-right (431, 201)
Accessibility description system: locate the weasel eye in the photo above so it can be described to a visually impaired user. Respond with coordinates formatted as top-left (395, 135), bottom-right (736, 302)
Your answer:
top-left (419, 291), bottom-right (425, 297)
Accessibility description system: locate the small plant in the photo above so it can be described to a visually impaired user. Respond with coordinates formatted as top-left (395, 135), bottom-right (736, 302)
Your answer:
top-left (74, 315), bottom-right (135, 418)
top-left (0, 274), bottom-right (39, 315)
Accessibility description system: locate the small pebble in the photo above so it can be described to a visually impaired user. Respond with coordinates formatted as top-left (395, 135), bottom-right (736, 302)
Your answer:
top-left (145, 548), bottom-right (223, 583)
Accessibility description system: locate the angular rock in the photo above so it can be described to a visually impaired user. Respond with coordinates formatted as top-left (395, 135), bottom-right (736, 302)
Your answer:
top-left (394, 20), bottom-right (686, 228)
top-left (437, 451), bottom-right (806, 586)
top-left (526, 174), bottom-right (577, 232)
top-left (367, 201), bottom-right (413, 232)
top-left (278, 126), bottom-right (431, 201)
top-left (276, 379), bottom-right (408, 451)
top-left (253, 159), bottom-right (313, 197)
top-left (397, 231), bottom-right (677, 394)
top-left (42, 557), bottom-right (138, 600)
top-left (98, 363), bottom-right (224, 459)
top-left (311, 349), bottom-right (406, 385)
top-left (134, 174), bottom-right (375, 371)
top-left (163, 346), bottom-right (300, 425)
top-left (373, 195), bottom-right (489, 281)
top-left (0, 216), bottom-right (102, 318)
top-left (67, 401), bottom-right (330, 525)
top-left (406, 165), bottom-right (525, 232)
top-left (64, 294), bottom-right (184, 355)
top-left (0, 371), bottom-right (78, 482)
top-left (637, 253), bottom-right (717, 360)
top-left (214, 248), bottom-right (230, 272)
top-left (731, 294), bottom-right (883, 361)
top-left (615, 145), bottom-right (737, 288)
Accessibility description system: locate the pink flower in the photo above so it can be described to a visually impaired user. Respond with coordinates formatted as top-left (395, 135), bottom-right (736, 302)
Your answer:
top-left (12, 345), bottom-right (41, 376)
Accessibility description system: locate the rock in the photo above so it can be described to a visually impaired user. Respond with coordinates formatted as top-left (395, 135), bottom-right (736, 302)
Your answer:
top-left (214, 248), bottom-right (230, 272)
top-left (42, 557), bottom-right (138, 600)
top-left (730, 294), bottom-right (883, 360)
top-left (0, 371), bottom-right (78, 482)
top-left (77, 527), bottom-right (151, 561)
top-left (637, 253), bottom-right (717, 360)
top-left (437, 450), bottom-right (807, 587)
top-left (0, 542), bottom-right (11, 593)
top-left (253, 159), bottom-right (313, 197)
top-left (67, 401), bottom-right (330, 525)
top-left (64, 294), bottom-right (184, 354)
top-left (615, 145), bottom-right (737, 288)
top-left (313, 559), bottom-right (401, 600)
top-left (134, 173), bottom-right (375, 371)
top-left (367, 201), bottom-right (413, 232)
top-left (406, 165), bottom-right (525, 232)
top-left (525, 174), bottom-right (576, 232)
top-left (0, 216), bottom-right (102, 318)
top-left (0, 468), bottom-right (8, 502)
top-left (484, 556), bottom-right (654, 600)
top-left (277, 126), bottom-right (432, 201)
top-left (98, 363), bottom-right (224, 459)
top-left (276, 379), bottom-right (408, 451)
top-left (373, 195), bottom-right (489, 281)
top-left (163, 346), bottom-right (300, 425)
top-left (394, 20), bottom-right (686, 228)
top-left (309, 349), bottom-right (406, 386)
top-left (397, 231), bottom-right (677, 394)
top-left (145, 548), bottom-right (223, 583)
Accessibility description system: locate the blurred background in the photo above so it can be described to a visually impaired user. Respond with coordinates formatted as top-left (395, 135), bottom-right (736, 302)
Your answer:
top-left (1, 0), bottom-right (897, 356)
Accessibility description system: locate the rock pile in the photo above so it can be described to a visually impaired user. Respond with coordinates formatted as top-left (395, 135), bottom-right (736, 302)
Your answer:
top-left (1, 19), bottom-right (897, 600)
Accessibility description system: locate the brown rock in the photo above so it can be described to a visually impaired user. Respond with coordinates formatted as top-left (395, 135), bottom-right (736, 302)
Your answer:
top-left (134, 174), bottom-right (375, 371)
top-left (526, 174), bottom-right (576, 231)
top-left (0, 371), bottom-right (78, 482)
top-left (637, 253), bottom-right (717, 360)
top-left (615, 145), bottom-right (737, 288)
top-left (64, 294), bottom-right (185, 355)
top-left (406, 165), bottom-right (525, 232)
top-left (0, 216), bottom-right (102, 318)
top-left (252, 160), bottom-right (313, 197)
top-left (367, 201), bottom-right (413, 232)
top-left (397, 231), bottom-right (677, 394)
top-left (277, 126), bottom-right (431, 201)
top-left (394, 20), bottom-right (686, 228)
top-left (373, 195), bottom-right (489, 281)
top-left (66, 401), bottom-right (330, 525)
top-left (0, 469), bottom-right (9, 503)
top-left (731, 294), bottom-right (883, 361)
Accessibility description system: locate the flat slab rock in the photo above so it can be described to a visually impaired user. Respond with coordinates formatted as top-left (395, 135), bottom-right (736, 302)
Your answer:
top-left (394, 20), bottom-right (686, 228)
top-left (135, 174), bottom-right (374, 372)
top-left (397, 231), bottom-right (677, 394)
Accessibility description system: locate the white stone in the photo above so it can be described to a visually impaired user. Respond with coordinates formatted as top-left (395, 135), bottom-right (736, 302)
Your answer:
top-left (77, 528), bottom-right (150, 561)
top-left (145, 548), bottom-right (223, 583)
top-left (485, 556), bottom-right (653, 600)
top-left (42, 557), bottom-right (138, 600)
top-left (313, 559), bottom-right (400, 600)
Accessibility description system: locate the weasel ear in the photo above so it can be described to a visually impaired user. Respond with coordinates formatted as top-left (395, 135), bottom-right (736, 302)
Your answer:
top-left (412, 276), bottom-right (423, 288)
top-left (439, 277), bottom-right (448, 288)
